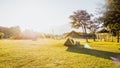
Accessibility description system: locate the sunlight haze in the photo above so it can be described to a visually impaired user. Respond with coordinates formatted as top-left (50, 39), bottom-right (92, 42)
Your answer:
top-left (0, 0), bottom-right (104, 35)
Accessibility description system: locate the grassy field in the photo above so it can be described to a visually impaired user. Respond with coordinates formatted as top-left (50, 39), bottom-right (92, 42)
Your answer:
top-left (0, 39), bottom-right (120, 68)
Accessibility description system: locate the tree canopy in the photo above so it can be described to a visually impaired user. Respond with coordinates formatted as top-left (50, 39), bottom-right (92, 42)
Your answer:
top-left (69, 10), bottom-right (92, 42)
top-left (101, 0), bottom-right (120, 42)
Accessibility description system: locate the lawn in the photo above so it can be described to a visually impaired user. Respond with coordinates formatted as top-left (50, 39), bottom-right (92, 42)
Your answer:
top-left (0, 39), bottom-right (120, 68)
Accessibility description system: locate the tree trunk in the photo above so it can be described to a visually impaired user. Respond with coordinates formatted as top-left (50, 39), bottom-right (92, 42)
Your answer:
top-left (117, 31), bottom-right (119, 43)
top-left (109, 31), bottom-right (113, 42)
top-left (111, 35), bottom-right (113, 42)
top-left (81, 22), bottom-right (88, 42)
top-left (84, 26), bottom-right (88, 42)
top-left (93, 33), bottom-right (96, 41)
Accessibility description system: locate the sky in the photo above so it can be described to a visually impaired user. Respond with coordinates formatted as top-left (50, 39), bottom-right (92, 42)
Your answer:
top-left (0, 0), bottom-right (104, 35)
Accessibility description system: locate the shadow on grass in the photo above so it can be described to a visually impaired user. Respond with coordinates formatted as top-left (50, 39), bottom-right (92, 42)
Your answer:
top-left (66, 45), bottom-right (120, 60)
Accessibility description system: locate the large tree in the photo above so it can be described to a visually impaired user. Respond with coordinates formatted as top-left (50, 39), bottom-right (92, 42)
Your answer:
top-left (69, 10), bottom-right (92, 42)
top-left (102, 0), bottom-right (120, 42)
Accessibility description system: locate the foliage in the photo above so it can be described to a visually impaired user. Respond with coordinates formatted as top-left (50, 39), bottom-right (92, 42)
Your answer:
top-left (9, 26), bottom-right (21, 37)
top-left (9, 36), bottom-right (16, 39)
top-left (101, 0), bottom-right (120, 42)
top-left (0, 32), bottom-right (4, 39)
top-left (87, 18), bottom-right (101, 33)
top-left (0, 26), bottom-right (41, 40)
top-left (0, 26), bottom-right (21, 38)
top-left (87, 18), bottom-right (101, 41)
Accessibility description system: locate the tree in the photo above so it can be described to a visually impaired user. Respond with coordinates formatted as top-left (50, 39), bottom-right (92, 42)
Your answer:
top-left (69, 10), bottom-right (92, 42)
top-left (87, 17), bottom-right (101, 41)
top-left (102, 0), bottom-right (120, 42)
top-left (9, 26), bottom-right (21, 37)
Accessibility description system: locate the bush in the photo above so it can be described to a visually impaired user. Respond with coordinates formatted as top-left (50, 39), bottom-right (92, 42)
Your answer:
top-left (9, 36), bottom-right (16, 39)
top-left (0, 32), bottom-right (4, 39)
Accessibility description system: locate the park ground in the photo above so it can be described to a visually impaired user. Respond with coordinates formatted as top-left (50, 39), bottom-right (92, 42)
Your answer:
top-left (0, 39), bottom-right (120, 68)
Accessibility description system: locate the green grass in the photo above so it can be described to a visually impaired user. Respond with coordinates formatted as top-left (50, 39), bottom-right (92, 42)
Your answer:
top-left (0, 39), bottom-right (120, 68)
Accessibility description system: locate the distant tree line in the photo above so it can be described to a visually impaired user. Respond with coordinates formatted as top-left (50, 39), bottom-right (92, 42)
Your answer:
top-left (0, 26), bottom-right (21, 39)
top-left (0, 26), bottom-right (58, 40)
